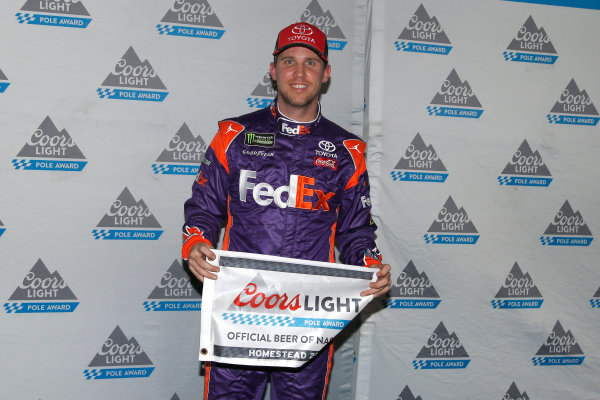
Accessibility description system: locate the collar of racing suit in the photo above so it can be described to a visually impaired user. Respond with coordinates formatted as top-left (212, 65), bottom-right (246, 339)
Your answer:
top-left (270, 98), bottom-right (322, 136)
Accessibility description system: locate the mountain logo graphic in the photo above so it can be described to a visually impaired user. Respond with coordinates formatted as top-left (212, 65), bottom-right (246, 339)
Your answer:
top-left (143, 260), bottom-right (201, 311)
top-left (385, 260), bottom-right (440, 309)
top-left (504, 16), bottom-right (558, 64)
top-left (92, 187), bottom-right (163, 240)
top-left (247, 71), bottom-right (276, 109)
top-left (547, 79), bottom-right (599, 126)
top-left (169, 395), bottom-right (181, 400)
top-left (427, 69), bottom-right (483, 118)
top-left (0, 67), bottom-right (10, 93)
top-left (425, 196), bottom-right (479, 245)
top-left (532, 321), bottom-right (584, 366)
top-left (300, 0), bottom-right (347, 51)
top-left (395, 4), bottom-right (452, 55)
top-left (540, 200), bottom-right (593, 246)
top-left (390, 133), bottom-right (448, 182)
top-left (0, 218), bottom-right (5, 239)
top-left (4, 259), bottom-right (79, 314)
top-left (590, 287), bottom-right (600, 308)
top-left (12, 116), bottom-right (87, 172)
top-left (413, 321), bottom-right (470, 369)
top-left (395, 385), bottom-right (423, 400)
top-left (498, 139), bottom-right (552, 187)
top-left (156, 0), bottom-right (225, 39)
top-left (491, 262), bottom-right (543, 309)
top-left (83, 326), bottom-right (154, 379)
top-left (16, 0), bottom-right (92, 28)
top-left (152, 123), bottom-right (207, 175)
top-left (97, 47), bottom-right (168, 102)
top-left (503, 382), bottom-right (530, 400)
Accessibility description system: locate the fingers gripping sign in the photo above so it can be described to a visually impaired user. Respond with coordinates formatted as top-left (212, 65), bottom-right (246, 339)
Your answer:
top-left (188, 243), bottom-right (220, 282)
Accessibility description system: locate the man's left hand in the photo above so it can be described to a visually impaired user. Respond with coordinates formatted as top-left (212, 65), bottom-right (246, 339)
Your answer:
top-left (360, 263), bottom-right (391, 298)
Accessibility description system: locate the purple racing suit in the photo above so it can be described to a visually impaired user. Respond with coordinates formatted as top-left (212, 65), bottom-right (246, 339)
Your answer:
top-left (182, 100), bottom-right (382, 400)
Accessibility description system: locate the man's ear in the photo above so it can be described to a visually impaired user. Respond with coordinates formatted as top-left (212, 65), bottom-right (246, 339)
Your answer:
top-left (322, 64), bottom-right (331, 84)
top-left (269, 62), bottom-right (277, 82)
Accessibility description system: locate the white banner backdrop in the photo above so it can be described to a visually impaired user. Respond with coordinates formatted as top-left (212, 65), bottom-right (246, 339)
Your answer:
top-left (0, 1), bottom-right (365, 399)
top-left (361, 1), bottom-right (600, 399)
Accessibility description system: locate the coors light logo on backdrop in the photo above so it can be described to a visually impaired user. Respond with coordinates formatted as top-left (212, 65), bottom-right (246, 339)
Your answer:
top-left (491, 262), bottom-right (543, 309)
top-left (4, 259), bottom-right (78, 314)
top-left (504, 16), bottom-right (558, 64)
top-left (394, 4), bottom-right (452, 55)
top-left (169, 395), bottom-right (182, 400)
top-left (300, 0), bottom-right (347, 51)
top-left (385, 260), bottom-right (440, 309)
top-left (498, 139), bottom-right (552, 187)
top-left (83, 326), bottom-right (154, 379)
top-left (12, 116), bottom-right (87, 172)
top-left (395, 385), bottom-right (423, 400)
top-left (427, 69), bottom-right (484, 119)
top-left (247, 71), bottom-right (276, 109)
top-left (92, 187), bottom-right (163, 241)
top-left (97, 47), bottom-right (168, 102)
top-left (547, 79), bottom-right (599, 126)
top-left (143, 260), bottom-right (201, 311)
top-left (503, 382), bottom-right (530, 400)
top-left (16, 0), bottom-right (92, 29)
top-left (152, 123), bottom-right (207, 175)
top-left (0, 68), bottom-right (10, 93)
top-left (532, 321), bottom-right (584, 366)
top-left (590, 287), bottom-right (600, 308)
top-left (413, 322), bottom-right (470, 369)
top-left (0, 218), bottom-right (5, 239)
top-left (390, 133), bottom-right (448, 182)
top-left (540, 200), bottom-right (593, 246)
top-left (156, 0), bottom-right (225, 39)
top-left (425, 196), bottom-right (479, 245)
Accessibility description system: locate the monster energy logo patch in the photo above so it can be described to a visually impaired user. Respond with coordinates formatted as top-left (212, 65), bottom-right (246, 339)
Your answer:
top-left (245, 132), bottom-right (275, 148)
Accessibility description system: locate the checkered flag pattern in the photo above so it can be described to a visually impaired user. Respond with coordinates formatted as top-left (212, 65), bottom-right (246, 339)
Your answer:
top-left (424, 234), bottom-right (437, 244)
top-left (503, 51), bottom-right (517, 61)
top-left (3, 303), bottom-right (23, 313)
top-left (15, 13), bottom-right (35, 24)
top-left (92, 229), bottom-right (110, 240)
top-left (394, 41), bottom-right (410, 51)
top-left (151, 163), bottom-right (169, 174)
top-left (547, 114), bottom-right (560, 123)
top-left (497, 175), bottom-right (511, 185)
top-left (156, 24), bottom-right (174, 34)
top-left (412, 360), bottom-right (427, 369)
top-left (222, 312), bottom-right (293, 327)
top-left (83, 369), bottom-right (102, 380)
top-left (531, 357), bottom-right (544, 366)
top-left (491, 299), bottom-right (505, 309)
top-left (426, 106), bottom-right (441, 115)
top-left (590, 298), bottom-right (600, 308)
top-left (390, 171), bottom-right (406, 181)
top-left (143, 301), bottom-right (160, 311)
top-left (540, 236), bottom-right (552, 245)
top-left (97, 88), bottom-right (115, 98)
top-left (11, 159), bottom-right (31, 169)
top-left (246, 97), bottom-right (273, 108)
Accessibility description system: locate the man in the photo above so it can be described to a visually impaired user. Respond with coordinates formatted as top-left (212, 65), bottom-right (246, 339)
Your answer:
top-left (182, 22), bottom-right (391, 400)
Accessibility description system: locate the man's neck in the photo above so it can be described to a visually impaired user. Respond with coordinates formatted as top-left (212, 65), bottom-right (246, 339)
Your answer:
top-left (277, 101), bottom-right (319, 123)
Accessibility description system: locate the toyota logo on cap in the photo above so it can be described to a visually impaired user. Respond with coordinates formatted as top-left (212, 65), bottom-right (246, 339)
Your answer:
top-left (292, 24), bottom-right (313, 36)
top-left (319, 140), bottom-right (336, 152)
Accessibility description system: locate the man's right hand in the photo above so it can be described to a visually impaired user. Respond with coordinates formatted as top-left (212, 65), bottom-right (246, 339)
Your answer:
top-left (187, 243), bottom-right (219, 282)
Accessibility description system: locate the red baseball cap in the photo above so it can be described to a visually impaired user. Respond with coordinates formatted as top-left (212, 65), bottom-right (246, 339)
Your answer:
top-left (273, 22), bottom-right (328, 63)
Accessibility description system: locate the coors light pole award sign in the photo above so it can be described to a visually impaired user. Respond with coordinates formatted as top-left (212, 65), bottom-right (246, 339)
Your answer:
top-left (199, 251), bottom-right (376, 368)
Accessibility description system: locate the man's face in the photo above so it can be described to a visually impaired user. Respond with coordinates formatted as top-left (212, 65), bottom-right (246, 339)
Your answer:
top-left (270, 46), bottom-right (331, 114)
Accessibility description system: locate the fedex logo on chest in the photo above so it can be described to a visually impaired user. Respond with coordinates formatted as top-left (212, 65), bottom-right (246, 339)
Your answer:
top-left (239, 169), bottom-right (334, 211)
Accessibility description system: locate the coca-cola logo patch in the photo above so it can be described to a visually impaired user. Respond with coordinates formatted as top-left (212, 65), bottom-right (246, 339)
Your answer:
top-left (314, 156), bottom-right (337, 170)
